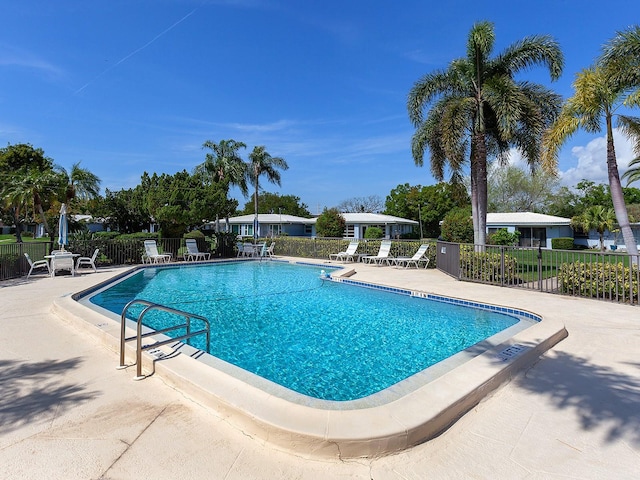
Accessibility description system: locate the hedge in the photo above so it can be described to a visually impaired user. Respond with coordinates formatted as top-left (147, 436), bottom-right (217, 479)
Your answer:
top-left (558, 261), bottom-right (639, 302)
top-left (552, 237), bottom-right (574, 250)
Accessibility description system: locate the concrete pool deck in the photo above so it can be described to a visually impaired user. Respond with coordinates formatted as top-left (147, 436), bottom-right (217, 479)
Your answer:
top-left (1, 261), bottom-right (639, 479)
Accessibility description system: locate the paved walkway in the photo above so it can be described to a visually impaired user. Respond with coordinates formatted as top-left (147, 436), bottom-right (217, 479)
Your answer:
top-left (0, 262), bottom-right (638, 479)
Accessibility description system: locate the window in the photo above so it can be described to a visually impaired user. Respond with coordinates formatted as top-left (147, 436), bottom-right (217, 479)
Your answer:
top-left (345, 224), bottom-right (355, 238)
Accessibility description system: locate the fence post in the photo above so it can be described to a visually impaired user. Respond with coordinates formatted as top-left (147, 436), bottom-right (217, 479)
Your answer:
top-left (537, 246), bottom-right (543, 291)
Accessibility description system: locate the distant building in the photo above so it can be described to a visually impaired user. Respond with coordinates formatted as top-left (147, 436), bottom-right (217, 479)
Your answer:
top-left (486, 212), bottom-right (572, 248)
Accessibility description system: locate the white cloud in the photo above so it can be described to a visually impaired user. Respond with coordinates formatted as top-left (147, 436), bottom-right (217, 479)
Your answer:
top-left (559, 129), bottom-right (636, 187)
top-left (0, 43), bottom-right (64, 78)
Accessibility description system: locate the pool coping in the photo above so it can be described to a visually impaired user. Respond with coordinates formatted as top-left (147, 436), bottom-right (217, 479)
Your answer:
top-left (51, 259), bottom-right (568, 459)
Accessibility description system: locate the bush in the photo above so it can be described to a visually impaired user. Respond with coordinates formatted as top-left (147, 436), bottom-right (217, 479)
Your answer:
top-left (364, 226), bottom-right (383, 239)
top-left (94, 231), bottom-right (122, 239)
top-left (552, 237), bottom-right (574, 250)
top-left (184, 230), bottom-right (205, 239)
top-left (315, 208), bottom-right (345, 237)
top-left (460, 247), bottom-right (519, 284)
top-left (440, 208), bottom-right (473, 243)
top-left (488, 229), bottom-right (520, 246)
top-left (558, 261), bottom-right (639, 302)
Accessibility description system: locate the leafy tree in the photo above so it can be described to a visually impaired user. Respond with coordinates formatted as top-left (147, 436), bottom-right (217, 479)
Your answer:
top-left (95, 188), bottom-right (151, 233)
top-left (315, 208), bottom-right (345, 237)
top-left (571, 205), bottom-right (616, 251)
top-left (240, 192), bottom-right (310, 217)
top-left (384, 182), bottom-right (469, 238)
top-left (247, 146), bottom-right (288, 238)
top-left (336, 195), bottom-right (384, 213)
top-left (408, 21), bottom-right (563, 245)
top-left (544, 30), bottom-right (640, 255)
top-left (488, 165), bottom-right (558, 212)
top-left (440, 207), bottom-right (474, 243)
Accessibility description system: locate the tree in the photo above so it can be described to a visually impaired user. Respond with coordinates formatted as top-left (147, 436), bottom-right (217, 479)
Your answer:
top-left (57, 161), bottom-right (101, 207)
top-left (336, 195), bottom-right (384, 213)
top-left (542, 62), bottom-right (640, 255)
top-left (384, 182), bottom-right (470, 238)
top-left (622, 157), bottom-right (640, 186)
top-left (0, 143), bottom-right (57, 241)
top-left (240, 192), bottom-right (310, 217)
top-left (488, 165), bottom-right (559, 212)
top-left (408, 21), bottom-right (563, 245)
top-left (440, 207), bottom-right (474, 243)
top-left (315, 208), bottom-right (345, 237)
top-left (571, 205), bottom-right (616, 251)
top-left (96, 188), bottom-right (150, 233)
top-left (194, 139), bottom-right (248, 231)
top-left (247, 146), bottom-right (288, 239)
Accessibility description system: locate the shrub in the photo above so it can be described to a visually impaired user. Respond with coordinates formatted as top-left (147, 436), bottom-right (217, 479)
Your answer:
top-left (184, 230), bottom-right (205, 239)
top-left (94, 231), bottom-right (122, 239)
top-left (460, 247), bottom-right (519, 284)
top-left (364, 226), bottom-right (383, 239)
top-left (440, 208), bottom-right (473, 243)
top-left (488, 229), bottom-right (520, 246)
top-left (552, 237), bottom-right (574, 250)
top-left (558, 261), bottom-right (639, 302)
top-left (315, 208), bottom-right (345, 237)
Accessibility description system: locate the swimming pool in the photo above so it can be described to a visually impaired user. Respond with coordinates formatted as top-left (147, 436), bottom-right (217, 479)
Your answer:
top-left (87, 261), bottom-right (525, 401)
top-left (64, 259), bottom-right (566, 458)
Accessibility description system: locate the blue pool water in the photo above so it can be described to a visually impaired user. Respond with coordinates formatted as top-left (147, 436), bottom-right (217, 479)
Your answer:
top-left (89, 261), bottom-right (521, 401)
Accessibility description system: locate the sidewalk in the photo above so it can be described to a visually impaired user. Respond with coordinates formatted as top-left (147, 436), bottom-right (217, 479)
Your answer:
top-left (0, 263), bottom-right (638, 479)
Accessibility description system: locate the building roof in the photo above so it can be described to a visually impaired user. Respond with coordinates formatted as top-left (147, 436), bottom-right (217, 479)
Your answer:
top-left (224, 212), bottom-right (418, 225)
top-left (487, 212), bottom-right (572, 226)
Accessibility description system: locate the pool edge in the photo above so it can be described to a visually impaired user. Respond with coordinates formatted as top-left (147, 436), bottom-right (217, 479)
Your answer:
top-left (50, 266), bottom-right (568, 459)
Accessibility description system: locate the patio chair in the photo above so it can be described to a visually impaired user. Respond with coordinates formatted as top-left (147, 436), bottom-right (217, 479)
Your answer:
top-left (264, 242), bottom-right (275, 258)
top-left (361, 240), bottom-right (393, 266)
top-left (329, 240), bottom-right (359, 262)
top-left (76, 248), bottom-right (100, 272)
top-left (184, 239), bottom-right (211, 261)
top-left (24, 253), bottom-right (51, 278)
top-left (393, 244), bottom-right (430, 269)
top-left (143, 240), bottom-right (172, 264)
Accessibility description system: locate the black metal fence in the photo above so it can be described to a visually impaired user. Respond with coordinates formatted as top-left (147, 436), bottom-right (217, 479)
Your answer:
top-left (436, 240), bottom-right (640, 305)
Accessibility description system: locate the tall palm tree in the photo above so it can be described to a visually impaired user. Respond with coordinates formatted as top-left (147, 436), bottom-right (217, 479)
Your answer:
top-left (408, 21), bottom-right (563, 245)
top-left (571, 205), bottom-right (616, 251)
top-left (542, 64), bottom-right (640, 255)
top-left (23, 168), bottom-right (61, 238)
top-left (247, 146), bottom-right (288, 240)
top-left (195, 139), bottom-right (248, 231)
top-left (57, 161), bottom-right (101, 205)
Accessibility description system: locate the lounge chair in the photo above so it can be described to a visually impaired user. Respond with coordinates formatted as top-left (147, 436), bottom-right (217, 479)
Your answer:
top-left (393, 244), bottom-right (430, 269)
top-left (184, 239), bottom-right (211, 261)
top-left (329, 240), bottom-right (359, 262)
top-left (264, 242), bottom-right (275, 258)
top-left (143, 240), bottom-right (172, 264)
top-left (361, 240), bottom-right (393, 265)
top-left (24, 253), bottom-right (51, 278)
top-left (76, 248), bottom-right (99, 272)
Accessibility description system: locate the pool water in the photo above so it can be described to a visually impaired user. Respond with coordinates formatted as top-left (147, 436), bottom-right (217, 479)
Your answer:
top-left (89, 261), bottom-right (520, 401)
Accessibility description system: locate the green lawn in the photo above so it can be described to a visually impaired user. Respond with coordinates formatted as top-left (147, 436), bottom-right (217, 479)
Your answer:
top-left (0, 234), bottom-right (41, 243)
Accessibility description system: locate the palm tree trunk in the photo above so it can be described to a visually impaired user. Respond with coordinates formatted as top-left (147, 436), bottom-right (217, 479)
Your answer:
top-left (11, 207), bottom-right (24, 243)
top-left (471, 133), bottom-right (488, 246)
top-left (253, 174), bottom-right (259, 241)
top-left (606, 117), bottom-right (638, 255)
top-left (33, 192), bottom-right (51, 239)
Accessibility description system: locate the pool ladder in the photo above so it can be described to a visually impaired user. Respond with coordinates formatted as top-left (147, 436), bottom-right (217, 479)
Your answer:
top-left (118, 299), bottom-right (211, 380)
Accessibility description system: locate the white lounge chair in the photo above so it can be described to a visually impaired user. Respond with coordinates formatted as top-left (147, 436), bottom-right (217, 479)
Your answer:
top-left (76, 248), bottom-right (99, 272)
top-left (329, 241), bottom-right (359, 262)
top-left (361, 240), bottom-right (393, 266)
top-left (143, 240), bottom-right (172, 264)
top-left (184, 239), bottom-right (211, 261)
top-left (264, 242), bottom-right (275, 258)
top-left (393, 244), bottom-right (430, 269)
top-left (24, 253), bottom-right (51, 278)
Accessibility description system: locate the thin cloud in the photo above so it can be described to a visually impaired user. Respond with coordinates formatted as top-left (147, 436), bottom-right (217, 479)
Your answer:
top-left (0, 44), bottom-right (64, 78)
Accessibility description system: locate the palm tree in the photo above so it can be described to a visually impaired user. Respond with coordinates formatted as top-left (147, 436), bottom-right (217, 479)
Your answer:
top-left (58, 162), bottom-right (101, 205)
top-left (195, 139), bottom-right (248, 231)
top-left (22, 168), bottom-right (62, 238)
top-left (571, 205), bottom-right (616, 251)
top-left (542, 64), bottom-right (640, 255)
top-left (600, 25), bottom-right (640, 86)
top-left (622, 157), bottom-right (640, 186)
top-left (247, 146), bottom-right (288, 240)
top-left (408, 21), bottom-right (563, 246)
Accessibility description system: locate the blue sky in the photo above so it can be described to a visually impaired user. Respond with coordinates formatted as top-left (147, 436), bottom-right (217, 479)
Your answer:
top-left (1, 0), bottom-right (638, 214)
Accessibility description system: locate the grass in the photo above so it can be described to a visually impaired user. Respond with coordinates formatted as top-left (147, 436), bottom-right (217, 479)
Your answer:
top-left (0, 234), bottom-right (41, 243)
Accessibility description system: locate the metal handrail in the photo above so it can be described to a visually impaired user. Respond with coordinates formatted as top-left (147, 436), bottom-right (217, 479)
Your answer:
top-left (119, 299), bottom-right (211, 380)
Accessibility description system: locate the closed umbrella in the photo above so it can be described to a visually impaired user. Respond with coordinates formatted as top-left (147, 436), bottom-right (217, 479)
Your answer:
top-left (58, 203), bottom-right (68, 251)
